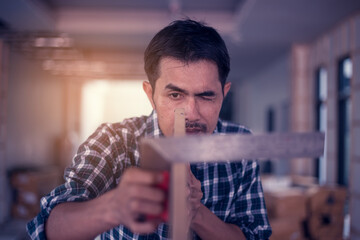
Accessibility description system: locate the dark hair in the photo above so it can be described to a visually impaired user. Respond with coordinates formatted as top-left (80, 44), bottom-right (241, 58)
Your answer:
top-left (144, 19), bottom-right (230, 90)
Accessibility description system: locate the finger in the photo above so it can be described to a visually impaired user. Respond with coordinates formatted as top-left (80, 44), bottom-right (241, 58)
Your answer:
top-left (186, 187), bottom-right (191, 198)
top-left (188, 191), bottom-right (203, 200)
top-left (189, 196), bottom-right (202, 206)
top-left (128, 220), bottom-right (158, 234)
top-left (188, 164), bottom-right (196, 185)
top-left (123, 167), bottom-right (163, 185)
top-left (190, 174), bottom-right (201, 189)
top-left (188, 165), bottom-right (201, 188)
top-left (188, 187), bottom-right (199, 196)
top-left (186, 163), bottom-right (191, 172)
top-left (128, 185), bottom-right (165, 202)
top-left (190, 181), bottom-right (201, 192)
top-left (186, 165), bottom-right (192, 185)
top-left (129, 199), bottom-right (163, 216)
top-left (188, 191), bottom-right (203, 204)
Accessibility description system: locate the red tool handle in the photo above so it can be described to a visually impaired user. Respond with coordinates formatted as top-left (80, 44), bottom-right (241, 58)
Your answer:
top-left (145, 171), bottom-right (169, 222)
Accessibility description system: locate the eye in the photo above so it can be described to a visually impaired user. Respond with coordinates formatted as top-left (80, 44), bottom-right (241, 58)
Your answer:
top-left (196, 91), bottom-right (216, 101)
top-left (200, 95), bottom-right (215, 101)
top-left (169, 92), bottom-right (183, 100)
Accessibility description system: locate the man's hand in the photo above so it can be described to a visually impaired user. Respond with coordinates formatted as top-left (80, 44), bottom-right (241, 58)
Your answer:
top-left (46, 167), bottom-right (166, 240)
top-left (187, 165), bottom-right (203, 222)
top-left (106, 167), bottom-right (165, 234)
top-left (186, 166), bottom-right (246, 240)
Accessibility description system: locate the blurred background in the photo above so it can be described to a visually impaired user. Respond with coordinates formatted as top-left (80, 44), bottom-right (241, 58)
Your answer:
top-left (0, 0), bottom-right (360, 239)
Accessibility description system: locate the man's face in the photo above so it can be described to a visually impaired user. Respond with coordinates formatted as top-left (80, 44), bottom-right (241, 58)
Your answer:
top-left (143, 57), bottom-right (231, 137)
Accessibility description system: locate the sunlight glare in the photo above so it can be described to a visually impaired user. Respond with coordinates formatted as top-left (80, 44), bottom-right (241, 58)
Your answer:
top-left (81, 80), bottom-right (153, 141)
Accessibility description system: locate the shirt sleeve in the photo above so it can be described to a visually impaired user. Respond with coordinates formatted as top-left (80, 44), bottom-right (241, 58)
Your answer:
top-left (26, 123), bottom-right (124, 240)
top-left (229, 160), bottom-right (272, 240)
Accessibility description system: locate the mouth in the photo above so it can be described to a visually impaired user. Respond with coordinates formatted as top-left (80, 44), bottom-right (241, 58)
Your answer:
top-left (185, 122), bottom-right (207, 134)
top-left (185, 128), bottom-right (204, 134)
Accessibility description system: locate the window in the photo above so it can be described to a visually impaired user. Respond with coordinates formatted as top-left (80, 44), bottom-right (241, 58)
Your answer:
top-left (261, 107), bottom-right (275, 174)
top-left (219, 90), bottom-right (233, 121)
top-left (337, 57), bottom-right (352, 186)
top-left (266, 107), bottom-right (275, 133)
top-left (315, 67), bottom-right (327, 184)
top-left (80, 80), bottom-right (153, 141)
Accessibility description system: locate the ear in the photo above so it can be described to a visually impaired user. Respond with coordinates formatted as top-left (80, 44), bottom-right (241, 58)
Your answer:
top-left (143, 81), bottom-right (155, 109)
top-left (223, 82), bottom-right (231, 98)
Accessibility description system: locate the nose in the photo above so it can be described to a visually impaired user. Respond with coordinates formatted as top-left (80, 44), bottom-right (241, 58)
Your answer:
top-left (184, 97), bottom-right (200, 121)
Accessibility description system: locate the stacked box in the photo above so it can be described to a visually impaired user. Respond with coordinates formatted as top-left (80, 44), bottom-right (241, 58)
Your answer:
top-left (304, 186), bottom-right (347, 240)
top-left (264, 187), bottom-right (307, 240)
top-left (270, 218), bottom-right (303, 240)
top-left (265, 189), bottom-right (307, 219)
top-left (264, 182), bottom-right (347, 240)
top-left (10, 168), bottom-right (62, 219)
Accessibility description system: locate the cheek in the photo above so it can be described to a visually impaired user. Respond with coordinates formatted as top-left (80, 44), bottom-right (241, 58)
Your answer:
top-left (201, 100), bottom-right (222, 115)
top-left (156, 99), bottom-right (176, 117)
top-left (199, 101), bottom-right (223, 123)
top-left (154, 99), bottom-right (176, 136)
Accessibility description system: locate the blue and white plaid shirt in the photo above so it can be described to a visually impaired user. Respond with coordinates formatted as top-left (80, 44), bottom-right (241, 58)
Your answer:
top-left (27, 111), bottom-right (272, 239)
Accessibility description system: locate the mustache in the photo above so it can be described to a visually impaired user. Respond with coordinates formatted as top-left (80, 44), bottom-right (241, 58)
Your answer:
top-left (185, 121), bottom-right (207, 132)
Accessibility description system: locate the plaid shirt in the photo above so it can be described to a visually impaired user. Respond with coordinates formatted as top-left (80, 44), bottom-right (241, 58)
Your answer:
top-left (27, 111), bottom-right (272, 240)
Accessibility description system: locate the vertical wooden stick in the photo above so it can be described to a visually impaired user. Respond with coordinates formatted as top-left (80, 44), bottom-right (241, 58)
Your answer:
top-left (171, 108), bottom-right (189, 240)
top-left (174, 108), bottom-right (185, 136)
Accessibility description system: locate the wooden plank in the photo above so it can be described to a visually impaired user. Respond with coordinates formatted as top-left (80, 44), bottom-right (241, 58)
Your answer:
top-left (141, 132), bottom-right (325, 164)
top-left (140, 119), bottom-right (325, 239)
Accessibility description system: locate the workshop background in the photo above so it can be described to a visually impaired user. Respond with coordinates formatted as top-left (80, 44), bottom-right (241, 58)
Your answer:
top-left (0, 0), bottom-right (360, 239)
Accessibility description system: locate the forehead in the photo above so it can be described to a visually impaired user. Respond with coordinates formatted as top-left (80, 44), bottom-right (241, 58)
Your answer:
top-left (156, 57), bottom-right (221, 90)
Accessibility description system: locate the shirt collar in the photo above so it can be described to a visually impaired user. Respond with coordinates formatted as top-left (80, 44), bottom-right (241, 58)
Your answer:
top-left (145, 110), bottom-right (163, 138)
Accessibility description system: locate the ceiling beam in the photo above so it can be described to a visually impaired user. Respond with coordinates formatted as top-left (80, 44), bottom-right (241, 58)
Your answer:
top-left (231, 0), bottom-right (257, 42)
top-left (56, 9), bottom-right (236, 36)
top-left (0, 0), bottom-right (55, 31)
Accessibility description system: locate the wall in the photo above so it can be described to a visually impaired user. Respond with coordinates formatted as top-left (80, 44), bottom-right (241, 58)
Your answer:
top-left (233, 53), bottom-right (291, 176)
top-left (6, 50), bottom-right (64, 168)
top-left (234, 54), bottom-right (291, 133)
top-left (1, 47), bottom-right (65, 221)
top-left (308, 13), bottom-right (360, 239)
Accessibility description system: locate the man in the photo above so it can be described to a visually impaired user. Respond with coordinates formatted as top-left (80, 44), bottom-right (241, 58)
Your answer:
top-left (27, 19), bottom-right (272, 240)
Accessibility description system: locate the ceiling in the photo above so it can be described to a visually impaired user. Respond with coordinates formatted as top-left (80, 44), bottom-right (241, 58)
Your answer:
top-left (0, 0), bottom-right (360, 80)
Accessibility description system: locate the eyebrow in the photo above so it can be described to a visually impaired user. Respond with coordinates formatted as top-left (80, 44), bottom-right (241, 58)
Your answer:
top-left (165, 84), bottom-right (188, 94)
top-left (165, 83), bottom-right (216, 97)
top-left (195, 91), bottom-right (216, 97)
